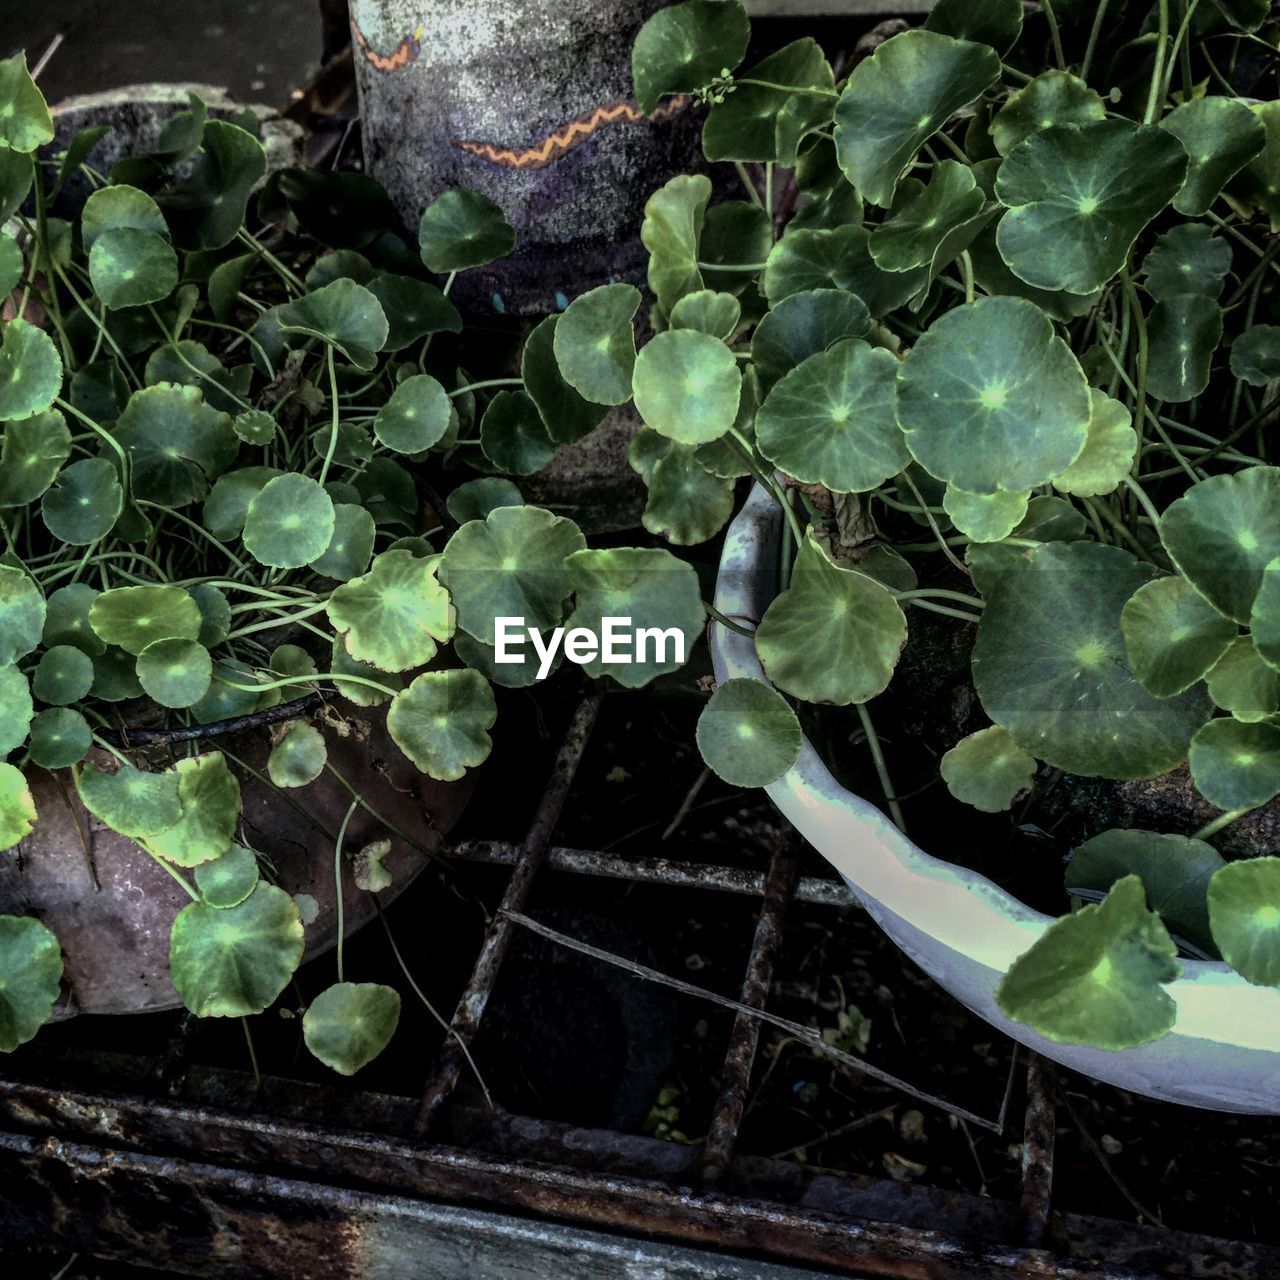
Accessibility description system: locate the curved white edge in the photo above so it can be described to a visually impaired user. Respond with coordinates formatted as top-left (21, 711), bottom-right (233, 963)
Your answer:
top-left (711, 485), bottom-right (1280, 1115)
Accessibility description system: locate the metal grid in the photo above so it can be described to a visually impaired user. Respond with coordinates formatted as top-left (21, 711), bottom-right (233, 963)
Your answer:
top-left (2, 684), bottom-right (1278, 1279)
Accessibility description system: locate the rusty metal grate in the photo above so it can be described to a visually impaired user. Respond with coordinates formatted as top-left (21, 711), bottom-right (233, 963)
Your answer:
top-left (1, 683), bottom-right (1277, 1279)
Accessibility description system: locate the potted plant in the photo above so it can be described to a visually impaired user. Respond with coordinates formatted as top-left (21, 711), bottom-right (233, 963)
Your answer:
top-left (443, 0), bottom-right (1279, 1109)
top-left (0, 56), bottom-right (707, 1073)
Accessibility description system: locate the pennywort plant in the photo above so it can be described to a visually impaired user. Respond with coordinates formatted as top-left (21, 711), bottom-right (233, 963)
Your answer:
top-left (615, 0), bottom-right (1280, 1051)
top-left (0, 61), bottom-right (708, 1067)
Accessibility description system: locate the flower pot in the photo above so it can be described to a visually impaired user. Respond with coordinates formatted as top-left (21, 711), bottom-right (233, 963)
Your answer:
top-left (710, 485), bottom-right (1280, 1114)
top-left (0, 699), bottom-right (473, 1018)
top-left (349, 0), bottom-right (704, 314)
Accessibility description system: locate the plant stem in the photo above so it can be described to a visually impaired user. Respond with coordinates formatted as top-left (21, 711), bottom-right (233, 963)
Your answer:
top-left (1122, 474), bottom-right (1163, 531)
top-left (856, 702), bottom-right (906, 833)
top-left (1145, 0), bottom-right (1171, 123)
top-left (896, 472), bottom-right (972, 578)
top-left (959, 250), bottom-right (975, 304)
top-left (449, 377), bottom-right (523, 397)
top-left (241, 1017), bottom-right (262, 1088)
top-left (705, 601), bottom-right (757, 636)
top-left (1041, 0), bottom-right (1066, 69)
top-left (733, 161), bottom-right (764, 209)
top-left (735, 77), bottom-right (839, 100)
top-left (1081, 0), bottom-right (1113, 83)
top-left (333, 797), bottom-right (359, 984)
top-left (318, 346), bottom-right (341, 488)
top-left (1192, 807), bottom-right (1253, 841)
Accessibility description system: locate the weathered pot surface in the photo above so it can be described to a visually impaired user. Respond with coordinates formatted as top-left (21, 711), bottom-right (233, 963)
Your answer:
top-left (711, 485), bottom-right (1280, 1115)
top-left (349, 0), bottom-right (704, 314)
top-left (0, 698), bottom-right (472, 1018)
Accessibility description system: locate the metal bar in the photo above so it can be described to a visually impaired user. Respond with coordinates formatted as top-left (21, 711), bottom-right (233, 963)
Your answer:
top-left (449, 838), bottom-right (854, 907)
top-left (414, 686), bottom-right (604, 1135)
top-left (702, 840), bottom-right (798, 1184)
top-left (1020, 1054), bottom-right (1057, 1248)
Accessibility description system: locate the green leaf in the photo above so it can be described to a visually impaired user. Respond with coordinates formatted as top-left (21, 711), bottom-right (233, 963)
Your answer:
top-left (32, 645), bottom-right (94, 706)
top-left (1208, 858), bottom-right (1280, 986)
top-left (440, 505), bottom-right (584, 645)
top-left (446, 478), bottom-right (523, 525)
top-left (479, 390), bottom-right (557, 474)
top-left (967, 223), bottom-right (1100, 323)
top-left (366, 273), bottom-right (461, 351)
top-left (0, 915), bottom-right (62, 1051)
top-left (89, 227), bottom-right (178, 311)
top-left (703, 38), bottom-right (834, 164)
top-left (1208, 636), bottom-right (1280, 722)
top-left (88, 584), bottom-right (200, 655)
top-left (373, 374), bottom-right (452, 454)
top-left (243, 474), bottom-right (335, 569)
top-left (972, 542), bottom-right (1211, 778)
top-left (191, 583), bottom-right (231, 648)
top-left (632, 329), bottom-right (741, 445)
top-left (1160, 97), bottom-right (1266, 216)
top-left (1226, 101), bottom-right (1280, 230)
top-left (91, 647), bottom-right (144, 703)
top-left (41, 458), bottom-right (124, 545)
top-left (642, 174), bottom-right (711, 318)
top-left (136, 637), bottom-right (213, 708)
top-left (1121, 574), bottom-right (1236, 698)
top-left (1051, 389), bottom-right (1136, 498)
top-left (940, 725), bottom-right (1037, 813)
top-left (763, 225), bottom-right (925, 315)
top-left (990, 71), bottom-right (1105, 156)
top-left (0, 664), bottom-right (32, 757)
top-left (751, 288), bottom-right (869, 393)
top-left (700, 200), bottom-right (772, 294)
top-left (669, 290), bottom-right (741, 341)
top-left (757, 341), bottom-right (906, 493)
top-left (634, 435), bottom-right (735, 545)
top-left (1145, 294), bottom-right (1222, 404)
top-left (925, 0), bottom-right (1023, 52)
top-left (303, 981), bottom-right (401, 1075)
top-left (553, 284), bottom-right (641, 406)
top-left (0, 54), bottom-right (54, 153)
top-left (0, 149), bottom-right (32, 221)
top-left (996, 876), bottom-right (1180, 1049)
top-left (0, 409), bottom-right (70, 507)
top-left (267, 721), bottom-right (327, 788)
top-left (277, 279), bottom-right (388, 372)
top-left (1160, 466), bottom-right (1280, 623)
top-left (273, 167), bottom-right (399, 249)
top-left (995, 121), bottom-right (1187, 294)
top-left (310, 503), bottom-right (376, 582)
top-left (1189, 717), bottom-right (1280, 812)
top-left (0, 320), bottom-right (62, 422)
top-left (194, 843), bottom-right (260, 909)
top-left (0, 233), bottom-right (22, 296)
top-left (202, 466), bottom-right (281, 540)
top-left (387, 668), bottom-right (497, 780)
top-left (1251, 556), bottom-right (1280, 672)
top-left (1068, 829), bottom-right (1224, 955)
top-left (82, 183), bottom-right (169, 249)
top-left (418, 189), bottom-right (515, 273)
top-left (0, 763), bottom-right (36, 851)
top-left (521, 316), bottom-right (609, 446)
top-left (756, 535), bottom-right (907, 705)
top-left (305, 250), bottom-right (372, 290)
top-left (27, 707), bottom-right (91, 769)
top-left (354, 841), bottom-right (393, 892)
top-left (1230, 325), bottom-right (1280, 387)
top-left (0, 564), bottom-right (44, 666)
top-left (696, 679), bottom-right (802, 788)
top-left (143, 752), bottom-right (240, 868)
top-left (329, 637), bottom-right (401, 708)
top-left (328, 549), bottom-right (454, 672)
top-left (157, 120), bottom-right (266, 250)
top-left (115, 383), bottom-right (237, 506)
top-left (233, 409), bottom-right (277, 446)
top-left (869, 160), bottom-right (987, 273)
top-left (942, 486), bottom-right (1029, 542)
top-left (563, 546), bottom-right (704, 688)
top-left (834, 29), bottom-right (1000, 208)
top-left (43, 584), bottom-right (104, 656)
top-left (632, 0), bottom-right (750, 114)
top-left (76, 760), bottom-right (181, 837)
top-left (169, 882), bottom-right (304, 1017)
top-left (1212, 0), bottom-right (1270, 29)
top-left (896, 296), bottom-right (1090, 493)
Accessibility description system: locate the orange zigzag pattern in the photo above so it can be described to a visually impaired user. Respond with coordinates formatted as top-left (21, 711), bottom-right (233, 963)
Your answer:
top-left (351, 18), bottom-right (424, 72)
top-left (454, 96), bottom-right (692, 170)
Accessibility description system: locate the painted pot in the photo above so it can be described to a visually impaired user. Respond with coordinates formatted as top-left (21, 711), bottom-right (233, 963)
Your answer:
top-left (349, 0), bottom-right (703, 314)
top-left (710, 486), bottom-right (1280, 1114)
top-left (0, 699), bottom-right (472, 1018)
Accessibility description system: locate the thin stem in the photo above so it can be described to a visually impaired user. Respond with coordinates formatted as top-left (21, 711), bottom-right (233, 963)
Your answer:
top-left (1081, 0), bottom-right (1113, 83)
top-left (318, 346), bottom-right (341, 488)
top-left (735, 77), bottom-right (838, 100)
top-left (896, 587), bottom-right (984, 610)
top-left (241, 1018), bottom-right (262, 1089)
top-left (1122, 474), bottom-right (1163, 531)
top-left (1041, 0), bottom-right (1066, 70)
top-left (897, 472), bottom-right (972, 578)
top-left (959, 250), bottom-right (975, 305)
top-left (856, 702), bottom-right (906, 833)
top-left (1192, 806), bottom-right (1253, 841)
top-left (1145, 0), bottom-right (1171, 123)
top-left (449, 377), bottom-right (523, 397)
top-left (333, 797), bottom-right (359, 984)
top-left (733, 161), bottom-right (764, 209)
top-left (698, 260), bottom-right (769, 272)
top-left (237, 227), bottom-right (305, 293)
top-left (705, 601), bottom-right (757, 636)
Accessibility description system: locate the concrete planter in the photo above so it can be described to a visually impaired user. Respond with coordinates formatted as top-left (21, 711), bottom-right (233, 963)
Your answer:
top-left (349, 0), bottom-right (704, 314)
top-left (711, 485), bottom-right (1280, 1114)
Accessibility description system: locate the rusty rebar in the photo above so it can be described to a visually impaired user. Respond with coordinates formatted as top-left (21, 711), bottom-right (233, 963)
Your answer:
top-left (413, 686), bottom-right (604, 1135)
top-left (1019, 1052), bottom-right (1057, 1247)
top-left (701, 839), bottom-right (798, 1184)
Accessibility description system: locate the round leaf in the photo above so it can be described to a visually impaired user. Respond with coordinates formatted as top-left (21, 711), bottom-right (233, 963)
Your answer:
top-left (387, 668), bottom-right (497, 780)
top-left (89, 585), bottom-right (200, 656)
top-left (942, 486), bottom-right (1029, 543)
top-left (366, 273), bottom-right (461, 351)
top-left (43, 584), bottom-right (103, 655)
top-left (194, 843), bottom-right (260, 910)
top-left (638, 437), bottom-right (735, 545)
top-left (632, 0), bottom-right (751, 114)
top-left (304, 981), bottom-right (401, 1075)
top-left (142, 752), bottom-right (240, 868)
top-left (750, 287), bottom-right (870, 392)
top-left (479, 390), bottom-right (557, 474)
top-left (1189, 718), bottom-right (1280, 812)
top-left (169, 882), bottom-right (304, 1017)
top-left (940, 725), bottom-right (1037, 813)
top-left (0, 408), bottom-right (71, 507)
top-left (310, 502), bottom-right (376, 582)
top-left (89, 227), bottom-right (178, 311)
top-left (1146, 294), bottom-right (1222, 404)
top-left (243, 474), bottom-right (335, 569)
top-left (925, 0), bottom-right (1023, 52)
top-left (972, 542), bottom-right (1211, 778)
top-left (0, 761), bottom-right (36, 849)
top-left (1208, 636), bottom-right (1280, 722)
top-left (0, 565), bottom-right (43, 666)
top-left (697, 679), bottom-right (802, 788)
top-left (136, 637), bottom-right (213, 708)
top-left (1231, 325), bottom-right (1280, 388)
top-left (418, 189), bottom-right (515, 273)
top-left (0, 319), bottom-right (62, 422)
top-left (41, 458), bottom-right (124, 546)
top-left (373, 373), bottom-right (452, 454)
top-left (27, 707), bottom-right (91, 769)
top-left (1121, 574), bottom-right (1237, 698)
top-left (995, 121), bottom-right (1188, 294)
top-left (267, 721), bottom-right (327, 789)
top-left (1051, 389), bottom-right (1136, 498)
top-left (669, 289), bottom-right (742, 341)
top-left (0, 915), bottom-right (62, 1052)
top-left (990, 71), bottom-right (1105, 156)
top-left (0, 664), bottom-right (33, 757)
top-left (277, 278), bottom-right (388, 372)
top-left (115, 383), bottom-right (237, 506)
top-left (32, 644), bottom-right (94, 706)
top-left (445, 477), bottom-right (523, 525)
top-left (0, 53), bottom-right (54, 153)
top-left (869, 160), bottom-right (987, 273)
top-left (552, 284), bottom-right (641, 406)
top-left (203, 466), bottom-right (281, 540)
top-left (75, 760), bottom-right (181, 838)
top-left (1141, 223), bottom-right (1232, 303)
top-left (1209, 858), bottom-right (1280, 986)
top-left (157, 120), bottom-right (266, 250)
top-left (763, 225), bottom-right (924, 315)
top-left (632, 328), bottom-right (741, 445)
top-left (642, 174), bottom-right (711, 318)
top-left (1161, 97), bottom-right (1266, 216)
top-left (896, 296), bottom-right (1090, 493)
top-left (521, 315), bottom-right (608, 446)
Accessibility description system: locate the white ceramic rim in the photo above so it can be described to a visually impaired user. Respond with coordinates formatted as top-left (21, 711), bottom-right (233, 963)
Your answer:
top-left (710, 485), bottom-right (1280, 1114)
